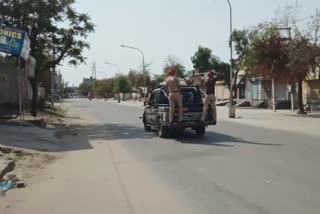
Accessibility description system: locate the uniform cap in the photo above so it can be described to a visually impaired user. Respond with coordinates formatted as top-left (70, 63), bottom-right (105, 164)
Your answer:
top-left (168, 67), bottom-right (176, 75)
top-left (208, 71), bottom-right (214, 78)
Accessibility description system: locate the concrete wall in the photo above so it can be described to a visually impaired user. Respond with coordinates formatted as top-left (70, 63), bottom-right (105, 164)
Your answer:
top-left (0, 62), bottom-right (20, 104)
top-left (0, 62), bottom-right (33, 105)
top-left (245, 79), bottom-right (292, 108)
top-left (275, 83), bottom-right (289, 101)
top-left (304, 80), bottom-right (320, 111)
top-left (215, 82), bottom-right (230, 100)
top-left (304, 80), bottom-right (320, 102)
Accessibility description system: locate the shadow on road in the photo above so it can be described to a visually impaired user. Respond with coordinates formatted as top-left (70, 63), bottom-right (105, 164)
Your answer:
top-left (69, 123), bottom-right (157, 141)
top-left (73, 123), bottom-right (278, 147)
top-left (174, 130), bottom-right (282, 147)
top-left (1, 122), bottom-right (281, 153)
top-left (0, 123), bottom-right (155, 153)
top-left (0, 125), bottom-right (94, 153)
top-left (287, 113), bottom-right (320, 119)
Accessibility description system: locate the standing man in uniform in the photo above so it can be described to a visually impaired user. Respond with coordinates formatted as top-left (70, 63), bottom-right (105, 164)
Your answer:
top-left (166, 67), bottom-right (183, 124)
top-left (201, 71), bottom-right (220, 124)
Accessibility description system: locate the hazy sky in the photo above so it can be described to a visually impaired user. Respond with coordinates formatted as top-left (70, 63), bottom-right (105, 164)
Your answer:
top-left (59, 0), bottom-right (320, 86)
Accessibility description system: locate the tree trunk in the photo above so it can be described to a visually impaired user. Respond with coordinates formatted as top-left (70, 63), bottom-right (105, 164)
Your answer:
top-left (231, 70), bottom-right (244, 100)
top-left (233, 73), bottom-right (238, 100)
top-left (30, 78), bottom-right (38, 117)
top-left (297, 79), bottom-right (306, 114)
top-left (227, 70), bottom-right (237, 118)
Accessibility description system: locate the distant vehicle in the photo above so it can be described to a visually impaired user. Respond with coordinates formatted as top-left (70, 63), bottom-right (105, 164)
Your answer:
top-left (142, 86), bottom-right (216, 138)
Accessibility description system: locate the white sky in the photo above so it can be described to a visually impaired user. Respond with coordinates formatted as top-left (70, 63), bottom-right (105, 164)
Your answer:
top-left (59, 0), bottom-right (320, 86)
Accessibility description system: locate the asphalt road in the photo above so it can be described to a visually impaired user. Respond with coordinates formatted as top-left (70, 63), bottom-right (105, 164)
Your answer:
top-left (59, 98), bottom-right (320, 214)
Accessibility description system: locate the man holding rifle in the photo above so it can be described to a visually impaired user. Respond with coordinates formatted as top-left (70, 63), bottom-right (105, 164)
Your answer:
top-left (201, 70), bottom-right (221, 125)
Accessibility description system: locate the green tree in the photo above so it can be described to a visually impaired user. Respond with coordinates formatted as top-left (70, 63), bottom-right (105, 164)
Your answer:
top-left (113, 74), bottom-right (130, 102)
top-left (94, 79), bottom-right (114, 97)
top-left (309, 9), bottom-right (320, 46)
top-left (128, 70), bottom-right (150, 89)
top-left (128, 70), bottom-right (138, 89)
top-left (308, 10), bottom-right (320, 80)
top-left (191, 46), bottom-right (213, 73)
top-left (79, 82), bottom-right (91, 96)
top-left (191, 46), bottom-right (230, 87)
top-left (231, 29), bottom-right (251, 90)
top-left (211, 57), bottom-right (230, 88)
top-left (245, 23), bottom-right (320, 114)
top-left (163, 55), bottom-right (186, 78)
top-left (287, 36), bottom-right (320, 113)
top-left (136, 62), bottom-right (152, 92)
top-left (208, 29), bottom-right (251, 102)
top-left (0, 0), bottom-right (95, 116)
top-left (244, 25), bottom-right (288, 80)
top-left (153, 74), bottom-right (165, 85)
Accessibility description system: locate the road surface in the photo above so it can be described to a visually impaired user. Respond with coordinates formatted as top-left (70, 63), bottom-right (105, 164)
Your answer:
top-left (3, 99), bottom-right (320, 214)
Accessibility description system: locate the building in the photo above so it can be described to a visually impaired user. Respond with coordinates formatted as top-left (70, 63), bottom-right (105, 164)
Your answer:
top-left (0, 61), bottom-right (31, 105)
top-left (304, 69), bottom-right (320, 111)
top-left (244, 78), bottom-right (292, 108)
top-left (83, 77), bottom-right (96, 86)
top-left (0, 58), bottom-right (46, 105)
top-left (186, 66), bottom-right (320, 110)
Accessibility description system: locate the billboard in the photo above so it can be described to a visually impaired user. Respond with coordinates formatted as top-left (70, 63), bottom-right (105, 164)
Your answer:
top-left (0, 26), bottom-right (30, 60)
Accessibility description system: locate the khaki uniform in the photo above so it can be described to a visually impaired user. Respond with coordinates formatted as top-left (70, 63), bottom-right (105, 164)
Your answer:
top-left (201, 94), bottom-right (217, 122)
top-left (201, 78), bottom-right (217, 122)
top-left (166, 76), bottom-right (183, 123)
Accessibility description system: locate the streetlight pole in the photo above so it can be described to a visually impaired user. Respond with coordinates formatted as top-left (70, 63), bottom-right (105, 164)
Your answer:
top-left (105, 61), bottom-right (121, 73)
top-left (226, 0), bottom-right (235, 118)
top-left (121, 45), bottom-right (146, 95)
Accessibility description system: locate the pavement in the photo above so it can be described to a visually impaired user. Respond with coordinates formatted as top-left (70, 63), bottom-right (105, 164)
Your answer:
top-left (0, 125), bottom-right (62, 152)
top-left (1, 98), bottom-right (320, 214)
top-left (107, 98), bottom-right (320, 137)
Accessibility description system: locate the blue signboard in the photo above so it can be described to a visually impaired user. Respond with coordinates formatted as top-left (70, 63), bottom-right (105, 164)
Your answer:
top-left (0, 26), bottom-right (26, 57)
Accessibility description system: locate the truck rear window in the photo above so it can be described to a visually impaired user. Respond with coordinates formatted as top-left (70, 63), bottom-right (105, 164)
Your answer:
top-left (182, 88), bottom-right (201, 104)
top-left (158, 88), bottom-right (201, 105)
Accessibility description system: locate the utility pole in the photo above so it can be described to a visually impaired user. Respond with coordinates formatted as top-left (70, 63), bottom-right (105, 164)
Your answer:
top-left (283, 27), bottom-right (295, 111)
top-left (226, 0), bottom-right (235, 118)
top-left (272, 76), bottom-right (276, 112)
top-left (91, 61), bottom-right (97, 79)
top-left (315, 9), bottom-right (319, 45)
top-left (287, 27), bottom-right (295, 111)
top-left (51, 39), bottom-right (56, 106)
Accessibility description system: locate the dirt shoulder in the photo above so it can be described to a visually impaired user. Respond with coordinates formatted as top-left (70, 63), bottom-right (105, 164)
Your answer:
top-left (0, 102), bottom-right (88, 197)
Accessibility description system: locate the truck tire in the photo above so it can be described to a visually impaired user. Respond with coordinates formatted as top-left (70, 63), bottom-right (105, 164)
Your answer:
top-left (195, 126), bottom-right (206, 137)
top-left (158, 118), bottom-right (169, 138)
top-left (143, 115), bottom-right (151, 131)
